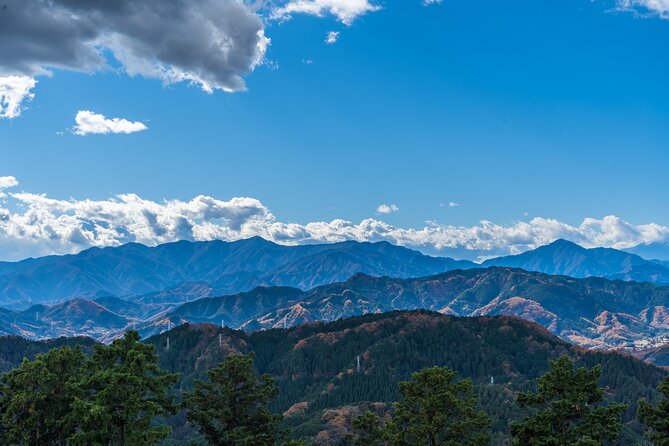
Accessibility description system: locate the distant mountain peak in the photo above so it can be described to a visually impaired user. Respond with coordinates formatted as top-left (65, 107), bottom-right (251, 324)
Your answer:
top-left (545, 238), bottom-right (584, 249)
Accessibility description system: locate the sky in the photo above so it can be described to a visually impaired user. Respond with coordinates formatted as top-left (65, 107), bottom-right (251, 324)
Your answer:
top-left (1, 0), bottom-right (669, 262)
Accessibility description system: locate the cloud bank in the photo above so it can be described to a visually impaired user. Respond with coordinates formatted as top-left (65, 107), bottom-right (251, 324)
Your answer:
top-left (0, 177), bottom-right (668, 262)
top-left (73, 111), bottom-right (147, 136)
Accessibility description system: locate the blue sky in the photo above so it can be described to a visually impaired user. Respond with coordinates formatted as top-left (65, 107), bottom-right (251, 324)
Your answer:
top-left (1, 0), bottom-right (669, 261)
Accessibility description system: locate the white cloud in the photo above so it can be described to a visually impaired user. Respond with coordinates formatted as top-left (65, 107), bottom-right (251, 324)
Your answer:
top-left (617, 0), bottom-right (669, 18)
top-left (0, 178), bottom-right (669, 262)
top-left (0, 177), bottom-right (19, 190)
top-left (0, 176), bottom-right (19, 199)
top-left (73, 111), bottom-right (148, 136)
top-left (376, 204), bottom-right (400, 214)
top-left (325, 31), bottom-right (340, 44)
top-left (422, 0), bottom-right (443, 5)
top-left (0, 76), bottom-right (37, 119)
top-left (272, 0), bottom-right (381, 25)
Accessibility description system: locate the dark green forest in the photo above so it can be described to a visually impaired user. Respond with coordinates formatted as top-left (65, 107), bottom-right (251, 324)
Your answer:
top-left (1, 311), bottom-right (668, 445)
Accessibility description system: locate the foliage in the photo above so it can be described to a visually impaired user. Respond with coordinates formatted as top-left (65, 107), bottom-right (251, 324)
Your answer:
top-left (510, 355), bottom-right (627, 446)
top-left (350, 410), bottom-right (388, 446)
top-left (0, 346), bottom-right (86, 446)
top-left (185, 353), bottom-right (283, 446)
top-left (638, 375), bottom-right (669, 446)
top-left (350, 366), bottom-right (490, 446)
top-left (69, 331), bottom-right (179, 446)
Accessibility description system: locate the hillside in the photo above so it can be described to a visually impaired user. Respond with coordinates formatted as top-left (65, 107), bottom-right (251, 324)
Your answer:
top-left (5, 266), bottom-right (669, 352)
top-left (0, 335), bottom-right (99, 373)
top-left (146, 267), bottom-right (669, 351)
top-left (0, 238), bottom-right (473, 309)
top-left (144, 311), bottom-right (665, 445)
top-left (1, 311), bottom-right (665, 444)
top-left (636, 344), bottom-right (669, 367)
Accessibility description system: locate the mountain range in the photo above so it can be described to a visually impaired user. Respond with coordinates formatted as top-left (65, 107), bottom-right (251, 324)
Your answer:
top-left (3, 237), bottom-right (669, 353)
top-left (3, 237), bottom-right (669, 313)
top-left (147, 267), bottom-right (669, 351)
top-left (483, 239), bottom-right (669, 284)
top-left (3, 265), bottom-right (669, 353)
top-left (0, 237), bottom-right (472, 310)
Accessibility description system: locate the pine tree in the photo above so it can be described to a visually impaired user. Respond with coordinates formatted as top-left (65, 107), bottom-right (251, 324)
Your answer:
top-left (350, 410), bottom-right (389, 446)
top-left (638, 375), bottom-right (669, 446)
top-left (510, 355), bottom-right (627, 446)
top-left (69, 331), bottom-right (178, 446)
top-left (185, 353), bottom-right (283, 446)
top-left (389, 366), bottom-right (490, 446)
top-left (0, 346), bottom-right (85, 446)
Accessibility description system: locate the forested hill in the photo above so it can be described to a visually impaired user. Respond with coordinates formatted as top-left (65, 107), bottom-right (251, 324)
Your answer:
top-left (150, 266), bottom-right (669, 352)
top-left (0, 335), bottom-right (99, 373)
top-left (144, 311), bottom-right (665, 445)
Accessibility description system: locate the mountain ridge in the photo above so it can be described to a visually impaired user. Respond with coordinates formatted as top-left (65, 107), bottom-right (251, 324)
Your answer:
top-left (0, 238), bottom-right (474, 310)
top-left (483, 239), bottom-right (669, 284)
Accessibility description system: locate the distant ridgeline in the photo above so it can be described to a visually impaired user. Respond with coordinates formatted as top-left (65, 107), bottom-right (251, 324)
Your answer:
top-left (1, 238), bottom-right (669, 355)
top-left (0, 311), bottom-right (666, 445)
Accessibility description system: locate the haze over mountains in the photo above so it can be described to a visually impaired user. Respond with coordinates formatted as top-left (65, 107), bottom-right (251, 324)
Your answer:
top-left (0, 237), bottom-right (472, 310)
top-left (3, 237), bottom-right (669, 310)
top-left (3, 237), bottom-right (669, 355)
top-left (483, 239), bottom-right (669, 284)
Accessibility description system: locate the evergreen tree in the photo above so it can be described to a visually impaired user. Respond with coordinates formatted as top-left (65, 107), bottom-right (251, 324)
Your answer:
top-left (70, 331), bottom-right (178, 446)
top-left (638, 375), bottom-right (669, 446)
top-left (510, 355), bottom-right (626, 446)
top-left (185, 353), bottom-right (283, 446)
top-left (0, 346), bottom-right (85, 446)
top-left (387, 366), bottom-right (491, 446)
top-left (350, 410), bottom-right (388, 446)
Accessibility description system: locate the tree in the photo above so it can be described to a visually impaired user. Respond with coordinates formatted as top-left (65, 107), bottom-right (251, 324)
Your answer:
top-left (185, 353), bottom-right (283, 446)
top-left (350, 410), bottom-right (389, 446)
top-left (510, 355), bottom-right (626, 446)
top-left (638, 375), bottom-right (669, 446)
top-left (69, 331), bottom-right (178, 446)
top-left (350, 366), bottom-right (490, 446)
top-left (0, 346), bottom-right (85, 446)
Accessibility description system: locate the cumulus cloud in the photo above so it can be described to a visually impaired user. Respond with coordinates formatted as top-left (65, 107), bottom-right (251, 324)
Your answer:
top-left (73, 110), bottom-right (147, 136)
top-left (0, 176), bottom-right (19, 190)
top-left (376, 204), bottom-right (400, 214)
top-left (0, 0), bottom-right (269, 95)
top-left (0, 176), bottom-right (19, 199)
top-left (617, 0), bottom-right (669, 18)
top-left (325, 31), bottom-right (340, 44)
top-left (272, 0), bottom-right (381, 25)
top-left (0, 76), bottom-right (37, 119)
top-left (1, 178), bottom-right (668, 261)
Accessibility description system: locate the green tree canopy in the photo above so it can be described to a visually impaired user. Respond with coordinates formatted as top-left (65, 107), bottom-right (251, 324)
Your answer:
top-left (388, 366), bottom-right (491, 446)
top-left (0, 346), bottom-right (86, 446)
top-left (638, 375), bottom-right (669, 446)
top-left (70, 331), bottom-right (178, 446)
top-left (510, 355), bottom-right (626, 446)
top-left (350, 410), bottom-right (388, 446)
top-left (185, 353), bottom-right (283, 446)
top-left (351, 366), bottom-right (490, 446)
